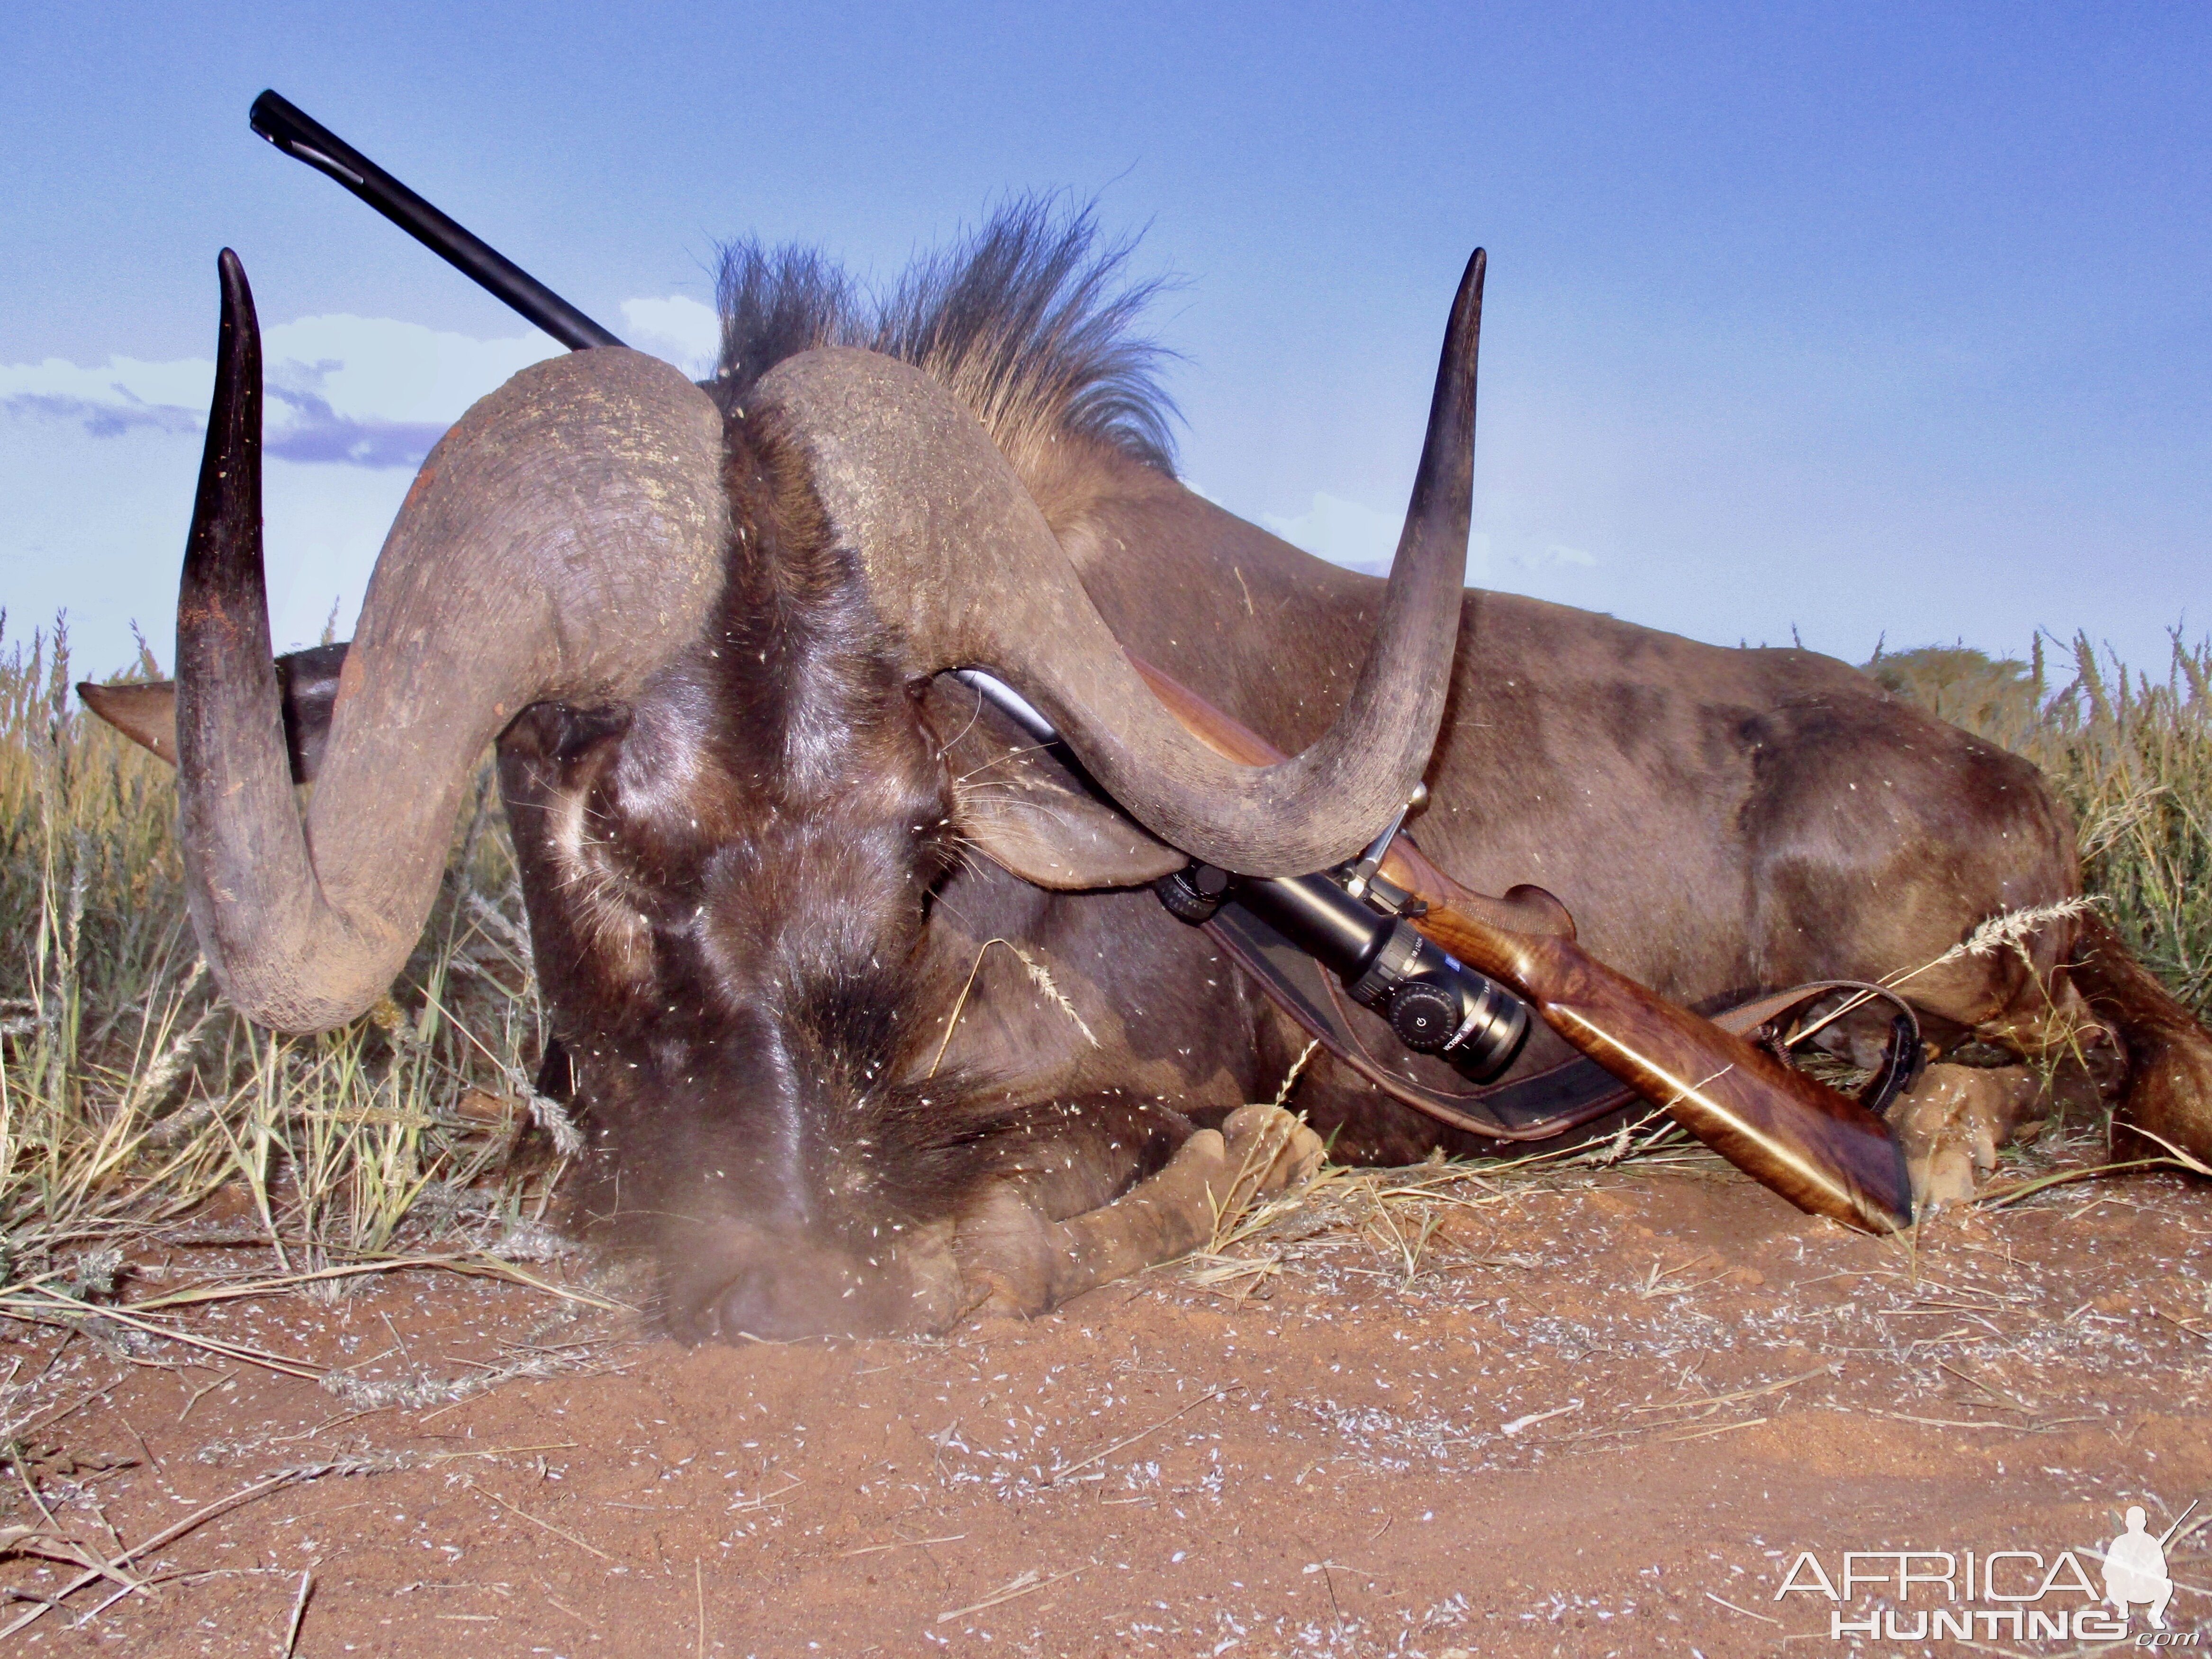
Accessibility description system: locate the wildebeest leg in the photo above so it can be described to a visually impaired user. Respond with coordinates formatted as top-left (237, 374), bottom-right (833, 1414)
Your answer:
top-left (953, 1104), bottom-right (1323, 1320)
top-left (1888, 971), bottom-right (2121, 1207)
top-left (1887, 911), bottom-right (2212, 1204)
top-left (2068, 912), bottom-right (2212, 1164)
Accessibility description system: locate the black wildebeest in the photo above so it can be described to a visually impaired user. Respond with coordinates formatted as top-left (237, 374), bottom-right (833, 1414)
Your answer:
top-left (88, 205), bottom-right (2212, 1340)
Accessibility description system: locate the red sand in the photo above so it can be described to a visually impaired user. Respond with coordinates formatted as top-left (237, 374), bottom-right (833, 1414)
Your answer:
top-left (3, 1160), bottom-right (2207, 1656)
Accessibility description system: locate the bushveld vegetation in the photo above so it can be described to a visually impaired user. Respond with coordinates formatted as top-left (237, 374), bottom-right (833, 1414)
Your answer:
top-left (0, 620), bottom-right (555, 1296)
top-left (0, 617), bottom-right (2204, 1284)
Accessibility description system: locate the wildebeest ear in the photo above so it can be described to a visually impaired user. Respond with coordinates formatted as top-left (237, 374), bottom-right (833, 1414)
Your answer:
top-left (922, 679), bottom-right (1187, 891)
top-left (78, 640), bottom-right (352, 784)
top-left (77, 680), bottom-right (180, 766)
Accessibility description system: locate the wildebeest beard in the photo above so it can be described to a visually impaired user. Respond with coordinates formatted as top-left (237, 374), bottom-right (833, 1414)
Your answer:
top-left (493, 415), bottom-right (1187, 1340)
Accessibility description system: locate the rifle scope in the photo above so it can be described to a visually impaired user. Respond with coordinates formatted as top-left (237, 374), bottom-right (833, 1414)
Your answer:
top-left (955, 668), bottom-right (1531, 1082)
top-left (1162, 865), bottom-right (1530, 1083)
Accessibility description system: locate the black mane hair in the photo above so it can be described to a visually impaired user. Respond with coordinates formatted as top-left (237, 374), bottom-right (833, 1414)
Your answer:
top-left (709, 195), bottom-right (1181, 475)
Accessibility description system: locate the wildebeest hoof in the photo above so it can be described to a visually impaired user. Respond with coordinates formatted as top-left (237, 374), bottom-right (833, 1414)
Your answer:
top-left (951, 1185), bottom-right (1066, 1322)
top-left (1893, 1063), bottom-right (2043, 1209)
top-left (955, 1128), bottom-right (1231, 1321)
top-left (1218, 1104), bottom-right (1326, 1214)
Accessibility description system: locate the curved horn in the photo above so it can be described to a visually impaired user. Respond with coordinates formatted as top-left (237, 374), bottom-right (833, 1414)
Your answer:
top-left (176, 252), bottom-right (726, 1032)
top-left (756, 250), bottom-right (1486, 877)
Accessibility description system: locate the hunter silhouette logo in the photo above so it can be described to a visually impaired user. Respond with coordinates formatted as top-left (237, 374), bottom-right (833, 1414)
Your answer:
top-left (2105, 1501), bottom-right (2190, 1631)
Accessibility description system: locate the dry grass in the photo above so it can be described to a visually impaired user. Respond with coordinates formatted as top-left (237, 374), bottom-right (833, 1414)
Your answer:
top-left (0, 614), bottom-right (2204, 1643)
top-left (1185, 1104), bottom-right (1737, 1300)
top-left (0, 618), bottom-right (554, 1333)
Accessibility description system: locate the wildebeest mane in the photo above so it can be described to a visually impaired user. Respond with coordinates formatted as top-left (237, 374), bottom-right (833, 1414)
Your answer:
top-left (710, 194), bottom-right (1181, 477)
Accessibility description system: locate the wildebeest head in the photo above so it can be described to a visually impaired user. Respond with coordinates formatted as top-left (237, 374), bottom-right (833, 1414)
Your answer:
top-left (99, 212), bottom-right (1486, 1338)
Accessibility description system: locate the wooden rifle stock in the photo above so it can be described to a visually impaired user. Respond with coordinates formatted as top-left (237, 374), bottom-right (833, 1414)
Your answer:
top-left (1408, 905), bottom-right (1913, 1232)
top-left (1126, 654), bottom-right (1913, 1234)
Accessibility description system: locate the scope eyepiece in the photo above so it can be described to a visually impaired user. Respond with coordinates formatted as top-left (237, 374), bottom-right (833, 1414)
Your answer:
top-left (1389, 980), bottom-right (1459, 1049)
top-left (1161, 865), bottom-right (1531, 1082)
top-left (1415, 955), bottom-right (1529, 1081)
top-left (1333, 911), bottom-right (1527, 1080)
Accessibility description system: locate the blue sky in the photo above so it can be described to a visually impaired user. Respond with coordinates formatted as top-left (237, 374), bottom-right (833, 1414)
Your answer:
top-left (4, 2), bottom-right (2204, 679)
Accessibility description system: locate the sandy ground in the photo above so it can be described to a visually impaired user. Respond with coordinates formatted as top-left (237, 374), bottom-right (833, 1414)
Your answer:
top-left (2, 1153), bottom-right (2208, 1658)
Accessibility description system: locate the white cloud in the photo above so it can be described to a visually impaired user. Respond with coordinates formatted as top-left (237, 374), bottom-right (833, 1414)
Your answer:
top-left (0, 354), bottom-right (214, 428)
top-left (1260, 490), bottom-right (1496, 581)
top-left (0, 314), bottom-right (563, 472)
top-left (1262, 492), bottom-right (1402, 571)
top-left (262, 314), bottom-right (561, 427)
top-left (620, 296), bottom-right (721, 375)
top-left (1, 297), bottom-right (725, 485)
top-left (0, 307), bottom-right (655, 675)
top-left (1510, 542), bottom-right (1597, 570)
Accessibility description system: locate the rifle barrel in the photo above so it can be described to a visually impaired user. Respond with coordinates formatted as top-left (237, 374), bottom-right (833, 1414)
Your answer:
top-left (248, 90), bottom-right (623, 352)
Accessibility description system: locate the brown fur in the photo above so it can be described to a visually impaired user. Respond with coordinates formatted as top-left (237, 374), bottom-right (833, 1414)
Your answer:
top-left (492, 408), bottom-right (1237, 1340)
top-left (1023, 432), bottom-right (2210, 1181)
top-left (502, 381), bottom-right (2206, 1335)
